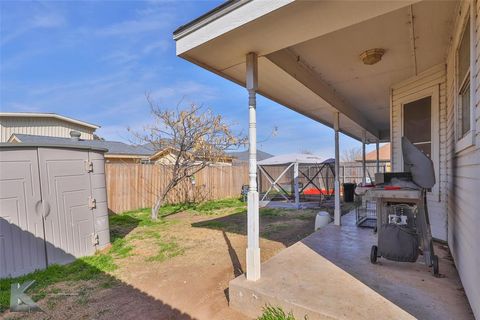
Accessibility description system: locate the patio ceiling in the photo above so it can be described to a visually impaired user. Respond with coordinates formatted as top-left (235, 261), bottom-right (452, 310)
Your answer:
top-left (174, 0), bottom-right (458, 142)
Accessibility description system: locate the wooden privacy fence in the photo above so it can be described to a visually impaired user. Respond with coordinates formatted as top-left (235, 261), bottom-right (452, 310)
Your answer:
top-left (106, 163), bottom-right (249, 213)
top-left (105, 162), bottom-right (388, 213)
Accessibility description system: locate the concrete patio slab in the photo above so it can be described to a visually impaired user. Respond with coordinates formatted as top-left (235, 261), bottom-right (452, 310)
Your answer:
top-left (229, 213), bottom-right (473, 320)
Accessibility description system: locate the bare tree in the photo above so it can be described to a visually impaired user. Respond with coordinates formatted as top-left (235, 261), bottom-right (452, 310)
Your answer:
top-left (341, 147), bottom-right (362, 162)
top-left (130, 95), bottom-right (246, 220)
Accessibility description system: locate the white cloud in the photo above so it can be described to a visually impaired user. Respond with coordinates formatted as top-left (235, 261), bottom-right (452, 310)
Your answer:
top-left (1, 13), bottom-right (66, 46)
top-left (28, 69), bottom-right (132, 96)
top-left (2, 102), bottom-right (42, 112)
top-left (32, 13), bottom-right (66, 28)
top-left (95, 13), bottom-right (173, 37)
top-left (101, 51), bottom-right (140, 65)
top-left (142, 40), bottom-right (170, 55)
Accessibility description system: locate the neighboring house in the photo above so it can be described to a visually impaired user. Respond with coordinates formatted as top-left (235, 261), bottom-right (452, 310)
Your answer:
top-left (227, 149), bottom-right (274, 165)
top-left (149, 146), bottom-right (234, 166)
top-left (174, 0), bottom-right (480, 317)
top-left (355, 143), bottom-right (391, 172)
top-left (0, 112), bottom-right (98, 142)
top-left (8, 133), bottom-right (152, 163)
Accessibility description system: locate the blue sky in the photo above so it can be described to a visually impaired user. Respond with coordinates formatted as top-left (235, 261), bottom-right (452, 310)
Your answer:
top-left (0, 0), bottom-right (372, 157)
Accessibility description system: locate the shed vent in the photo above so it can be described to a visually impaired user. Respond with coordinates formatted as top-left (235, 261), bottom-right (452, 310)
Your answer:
top-left (70, 131), bottom-right (82, 141)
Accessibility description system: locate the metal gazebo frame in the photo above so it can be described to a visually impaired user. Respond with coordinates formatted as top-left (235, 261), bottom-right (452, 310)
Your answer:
top-left (257, 154), bottom-right (335, 209)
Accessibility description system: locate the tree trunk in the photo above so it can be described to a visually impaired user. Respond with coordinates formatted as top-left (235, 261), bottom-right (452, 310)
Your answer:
top-left (151, 197), bottom-right (162, 220)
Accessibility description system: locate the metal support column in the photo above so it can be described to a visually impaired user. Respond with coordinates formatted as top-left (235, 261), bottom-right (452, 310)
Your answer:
top-left (362, 131), bottom-right (367, 184)
top-left (376, 140), bottom-right (380, 173)
top-left (334, 112), bottom-right (341, 225)
top-left (293, 162), bottom-right (300, 209)
top-left (246, 52), bottom-right (260, 281)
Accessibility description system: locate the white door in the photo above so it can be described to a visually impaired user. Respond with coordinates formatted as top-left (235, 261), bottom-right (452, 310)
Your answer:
top-left (38, 148), bottom-right (96, 265)
top-left (0, 148), bottom-right (46, 278)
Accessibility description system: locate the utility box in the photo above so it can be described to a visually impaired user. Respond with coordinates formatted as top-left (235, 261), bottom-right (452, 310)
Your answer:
top-left (0, 144), bottom-right (110, 278)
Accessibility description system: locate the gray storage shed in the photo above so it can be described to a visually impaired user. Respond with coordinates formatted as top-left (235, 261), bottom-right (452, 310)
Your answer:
top-left (0, 143), bottom-right (110, 278)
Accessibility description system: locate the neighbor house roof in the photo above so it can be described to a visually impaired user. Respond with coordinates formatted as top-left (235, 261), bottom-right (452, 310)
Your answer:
top-left (0, 112), bottom-right (99, 129)
top-left (356, 143), bottom-right (391, 162)
top-left (149, 146), bottom-right (234, 162)
top-left (227, 149), bottom-right (274, 162)
top-left (149, 146), bottom-right (178, 161)
top-left (9, 134), bottom-right (151, 157)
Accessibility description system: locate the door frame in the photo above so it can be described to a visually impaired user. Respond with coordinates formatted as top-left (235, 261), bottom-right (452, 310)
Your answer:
top-left (400, 85), bottom-right (440, 201)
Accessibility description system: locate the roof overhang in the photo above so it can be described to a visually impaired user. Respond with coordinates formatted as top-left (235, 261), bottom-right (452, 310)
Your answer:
top-left (0, 112), bottom-right (100, 129)
top-left (174, 0), bottom-right (457, 143)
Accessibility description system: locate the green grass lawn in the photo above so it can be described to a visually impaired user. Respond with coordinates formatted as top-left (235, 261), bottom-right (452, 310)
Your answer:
top-left (0, 197), bottom-right (246, 313)
top-left (1, 197), bottom-right (349, 314)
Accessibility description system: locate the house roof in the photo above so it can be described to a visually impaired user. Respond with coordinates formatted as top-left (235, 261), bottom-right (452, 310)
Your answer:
top-left (9, 134), bottom-right (152, 156)
top-left (173, 0), bottom-right (245, 39)
top-left (0, 112), bottom-right (100, 129)
top-left (357, 143), bottom-right (391, 162)
top-left (227, 149), bottom-right (274, 162)
top-left (149, 147), bottom-right (177, 161)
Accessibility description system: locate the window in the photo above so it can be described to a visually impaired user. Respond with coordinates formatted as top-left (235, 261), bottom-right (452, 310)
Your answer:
top-left (458, 17), bottom-right (471, 138)
top-left (404, 96), bottom-right (432, 158)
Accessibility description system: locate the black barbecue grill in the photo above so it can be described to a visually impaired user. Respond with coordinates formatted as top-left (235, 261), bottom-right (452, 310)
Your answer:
top-left (368, 137), bottom-right (439, 276)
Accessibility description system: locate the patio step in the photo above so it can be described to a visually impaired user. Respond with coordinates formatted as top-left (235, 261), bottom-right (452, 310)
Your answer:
top-left (229, 240), bottom-right (416, 320)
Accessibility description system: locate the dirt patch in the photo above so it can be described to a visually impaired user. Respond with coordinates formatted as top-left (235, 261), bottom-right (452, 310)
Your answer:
top-left (2, 202), bottom-right (349, 320)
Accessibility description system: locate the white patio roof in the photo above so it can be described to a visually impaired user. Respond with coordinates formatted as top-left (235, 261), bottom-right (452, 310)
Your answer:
top-left (173, 0), bottom-right (458, 142)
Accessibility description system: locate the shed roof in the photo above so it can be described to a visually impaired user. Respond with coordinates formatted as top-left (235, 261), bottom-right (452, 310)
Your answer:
top-left (10, 134), bottom-right (152, 156)
top-left (0, 143), bottom-right (107, 153)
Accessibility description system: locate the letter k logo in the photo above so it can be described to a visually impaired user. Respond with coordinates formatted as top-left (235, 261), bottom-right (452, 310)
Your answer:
top-left (10, 280), bottom-right (41, 312)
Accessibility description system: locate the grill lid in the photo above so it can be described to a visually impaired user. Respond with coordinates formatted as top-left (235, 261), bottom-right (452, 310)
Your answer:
top-left (401, 137), bottom-right (436, 189)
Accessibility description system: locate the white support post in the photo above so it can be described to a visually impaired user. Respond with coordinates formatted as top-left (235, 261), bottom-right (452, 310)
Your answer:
top-left (246, 52), bottom-right (260, 281)
top-left (294, 162), bottom-right (300, 209)
top-left (362, 131), bottom-right (367, 185)
top-left (333, 112), bottom-right (341, 226)
top-left (376, 140), bottom-right (380, 173)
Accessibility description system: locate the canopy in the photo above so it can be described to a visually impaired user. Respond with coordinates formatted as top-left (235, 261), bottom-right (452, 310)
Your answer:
top-left (258, 153), bottom-right (325, 166)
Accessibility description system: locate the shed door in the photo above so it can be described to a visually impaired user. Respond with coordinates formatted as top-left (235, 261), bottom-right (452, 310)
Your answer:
top-left (38, 148), bottom-right (95, 265)
top-left (0, 149), bottom-right (46, 278)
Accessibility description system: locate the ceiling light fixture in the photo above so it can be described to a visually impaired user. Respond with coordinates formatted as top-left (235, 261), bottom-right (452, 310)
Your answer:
top-left (360, 48), bottom-right (385, 65)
